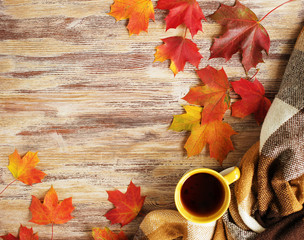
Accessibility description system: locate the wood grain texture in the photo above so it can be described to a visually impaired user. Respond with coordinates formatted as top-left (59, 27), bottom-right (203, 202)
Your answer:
top-left (0, 0), bottom-right (303, 239)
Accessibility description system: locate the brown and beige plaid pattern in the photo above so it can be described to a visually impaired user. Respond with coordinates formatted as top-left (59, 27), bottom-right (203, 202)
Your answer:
top-left (133, 27), bottom-right (304, 240)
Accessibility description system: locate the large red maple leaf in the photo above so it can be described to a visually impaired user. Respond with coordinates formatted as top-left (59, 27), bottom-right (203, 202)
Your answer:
top-left (156, 0), bottom-right (206, 38)
top-left (209, 0), bottom-right (270, 72)
top-left (183, 66), bottom-right (230, 124)
top-left (154, 36), bottom-right (202, 75)
top-left (231, 78), bottom-right (271, 125)
top-left (105, 181), bottom-right (145, 227)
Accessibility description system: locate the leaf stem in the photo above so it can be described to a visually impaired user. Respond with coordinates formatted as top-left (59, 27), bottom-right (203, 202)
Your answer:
top-left (51, 223), bottom-right (54, 240)
top-left (249, 69), bottom-right (260, 80)
top-left (259, 0), bottom-right (295, 22)
top-left (0, 179), bottom-right (17, 195)
top-left (183, 28), bottom-right (188, 39)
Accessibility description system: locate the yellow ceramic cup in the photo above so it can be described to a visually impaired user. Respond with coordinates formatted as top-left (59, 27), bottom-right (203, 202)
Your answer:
top-left (175, 167), bottom-right (240, 224)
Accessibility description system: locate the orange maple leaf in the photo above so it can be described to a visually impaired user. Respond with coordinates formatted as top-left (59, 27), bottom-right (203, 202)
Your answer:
top-left (92, 227), bottom-right (128, 240)
top-left (8, 149), bottom-right (46, 185)
top-left (170, 105), bottom-right (236, 164)
top-left (185, 120), bottom-right (236, 164)
top-left (29, 186), bottom-right (74, 239)
top-left (108, 0), bottom-right (154, 35)
top-left (0, 225), bottom-right (39, 240)
top-left (156, 0), bottom-right (206, 38)
top-left (154, 36), bottom-right (202, 75)
top-left (231, 78), bottom-right (271, 125)
top-left (105, 181), bottom-right (145, 227)
top-left (183, 66), bottom-right (230, 124)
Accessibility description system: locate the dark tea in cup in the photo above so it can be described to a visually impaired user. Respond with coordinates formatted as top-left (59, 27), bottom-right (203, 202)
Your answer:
top-left (175, 167), bottom-right (240, 223)
top-left (180, 173), bottom-right (225, 217)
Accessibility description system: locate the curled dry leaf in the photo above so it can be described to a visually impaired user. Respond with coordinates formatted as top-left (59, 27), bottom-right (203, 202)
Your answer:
top-left (92, 227), bottom-right (128, 240)
top-left (154, 36), bottom-right (202, 76)
top-left (156, 0), bottom-right (206, 38)
top-left (105, 181), bottom-right (145, 227)
top-left (108, 0), bottom-right (154, 35)
top-left (231, 78), bottom-right (271, 125)
top-left (0, 225), bottom-right (38, 240)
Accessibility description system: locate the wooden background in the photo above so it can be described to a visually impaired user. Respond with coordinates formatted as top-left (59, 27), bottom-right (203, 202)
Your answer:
top-left (0, 0), bottom-right (303, 239)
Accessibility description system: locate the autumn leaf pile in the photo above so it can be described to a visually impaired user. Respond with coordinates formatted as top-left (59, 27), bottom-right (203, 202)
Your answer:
top-left (1, 150), bottom-right (145, 239)
top-left (107, 0), bottom-right (296, 164)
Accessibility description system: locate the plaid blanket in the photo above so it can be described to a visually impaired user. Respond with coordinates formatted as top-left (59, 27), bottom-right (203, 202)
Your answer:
top-left (133, 27), bottom-right (304, 240)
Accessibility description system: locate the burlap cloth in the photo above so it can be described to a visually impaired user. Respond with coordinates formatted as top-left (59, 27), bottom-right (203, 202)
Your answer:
top-left (133, 27), bottom-right (304, 240)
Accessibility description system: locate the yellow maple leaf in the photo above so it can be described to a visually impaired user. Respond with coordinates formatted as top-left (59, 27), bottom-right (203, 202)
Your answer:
top-left (8, 149), bottom-right (46, 185)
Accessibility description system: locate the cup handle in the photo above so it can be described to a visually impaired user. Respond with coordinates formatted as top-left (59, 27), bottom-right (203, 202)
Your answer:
top-left (223, 167), bottom-right (240, 185)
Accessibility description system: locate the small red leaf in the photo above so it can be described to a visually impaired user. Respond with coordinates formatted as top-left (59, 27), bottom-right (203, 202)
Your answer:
top-left (0, 234), bottom-right (18, 240)
top-left (156, 0), bottom-right (206, 38)
top-left (154, 36), bottom-right (202, 75)
top-left (105, 181), bottom-right (145, 227)
top-left (1, 225), bottom-right (39, 240)
top-left (231, 78), bottom-right (271, 124)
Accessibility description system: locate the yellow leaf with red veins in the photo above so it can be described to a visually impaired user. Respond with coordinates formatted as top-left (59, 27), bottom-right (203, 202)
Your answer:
top-left (8, 149), bottom-right (46, 185)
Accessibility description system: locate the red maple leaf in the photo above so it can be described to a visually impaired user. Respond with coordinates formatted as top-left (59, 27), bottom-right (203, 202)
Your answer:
top-left (231, 78), bottom-right (271, 125)
top-left (154, 36), bottom-right (202, 75)
top-left (183, 66), bottom-right (230, 124)
top-left (92, 227), bottom-right (128, 240)
top-left (156, 0), bottom-right (206, 38)
top-left (1, 225), bottom-right (38, 240)
top-left (105, 181), bottom-right (145, 227)
top-left (29, 186), bottom-right (74, 239)
top-left (209, 0), bottom-right (270, 72)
